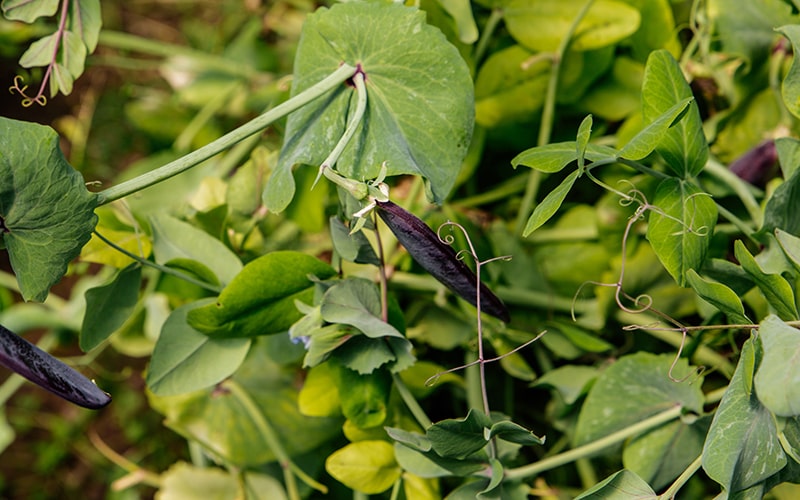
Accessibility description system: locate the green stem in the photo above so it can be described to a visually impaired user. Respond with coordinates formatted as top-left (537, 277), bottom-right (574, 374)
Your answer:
top-left (505, 404), bottom-right (682, 480)
top-left (473, 9), bottom-right (504, 65)
top-left (702, 158), bottom-right (763, 226)
top-left (453, 173), bottom-right (528, 208)
top-left (514, 0), bottom-right (596, 235)
top-left (658, 454), bottom-right (702, 499)
top-left (222, 380), bottom-right (329, 497)
top-left (95, 64), bottom-right (358, 205)
top-left (391, 373), bottom-right (432, 429)
top-left (92, 231), bottom-right (223, 293)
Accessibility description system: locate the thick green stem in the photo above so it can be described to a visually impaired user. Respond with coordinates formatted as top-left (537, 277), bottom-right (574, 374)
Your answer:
top-left (391, 373), bottom-right (432, 429)
top-left (95, 64), bottom-right (358, 205)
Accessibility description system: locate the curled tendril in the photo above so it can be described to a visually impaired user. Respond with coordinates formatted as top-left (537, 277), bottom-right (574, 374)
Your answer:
top-left (9, 76), bottom-right (46, 107)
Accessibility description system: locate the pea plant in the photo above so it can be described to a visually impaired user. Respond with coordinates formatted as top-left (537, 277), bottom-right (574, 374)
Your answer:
top-left (3, 0), bottom-right (800, 498)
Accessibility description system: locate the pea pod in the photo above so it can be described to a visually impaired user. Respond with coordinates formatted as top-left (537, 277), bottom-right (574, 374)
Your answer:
top-left (0, 325), bottom-right (111, 409)
top-left (375, 200), bottom-right (510, 322)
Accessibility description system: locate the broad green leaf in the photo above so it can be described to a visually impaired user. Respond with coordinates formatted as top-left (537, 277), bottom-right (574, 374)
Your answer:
top-left (326, 441), bottom-right (401, 494)
top-left (623, 417), bottom-right (708, 490)
top-left (488, 420), bottom-right (545, 446)
top-left (335, 334), bottom-right (416, 375)
top-left (617, 97), bottom-right (692, 160)
top-left (148, 337), bottom-right (342, 466)
top-left (1, 0), bottom-right (58, 22)
top-left (427, 409), bottom-right (493, 459)
top-left (297, 363), bottom-right (340, 417)
top-left (779, 25), bottom-right (800, 120)
top-left (504, 0), bottom-right (640, 52)
top-left (0, 117), bottom-right (98, 302)
top-left (760, 166), bottom-right (800, 237)
top-left (574, 353), bottom-right (704, 446)
top-left (474, 44), bottom-right (549, 128)
top-left (641, 50), bottom-right (707, 177)
top-left (685, 269), bottom-right (751, 325)
top-left (575, 469), bottom-right (656, 499)
top-left (147, 299), bottom-right (251, 396)
top-left (329, 216), bottom-right (380, 266)
top-left (512, 142), bottom-right (617, 173)
top-left (187, 251), bottom-right (336, 338)
top-left (334, 362), bottom-right (390, 429)
top-left (67, 0), bottom-right (101, 52)
top-left (266, 2), bottom-right (473, 211)
top-left (625, 0), bottom-right (681, 62)
top-left (533, 365), bottom-right (598, 406)
top-left (703, 337), bottom-right (787, 492)
top-left (80, 265), bottom-right (142, 351)
top-left (754, 315), bottom-right (800, 417)
top-left (386, 427), bottom-right (433, 453)
top-left (522, 170), bottom-right (580, 237)
top-left (734, 240), bottom-right (799, 321)
top-left (646, 178), bottom-right (717, 287)
top-left (581, 56), bottom-right (644, 121)
top-left (150, 214), bottom-right (242, 286)
top-left (61, 30), bottom-right (87, 79)
top-left (776, 229), bottom-right (800, 274)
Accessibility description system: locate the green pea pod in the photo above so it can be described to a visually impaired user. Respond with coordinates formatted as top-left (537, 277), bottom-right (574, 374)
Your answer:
top-left (375, 200), bottom-right (510, 322)
top-left (0, 325), bottom-right (111, 409)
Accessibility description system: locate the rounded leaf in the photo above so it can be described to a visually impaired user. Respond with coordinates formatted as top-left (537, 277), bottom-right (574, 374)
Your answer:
top-left (326, 441), bottom-right (401, 494)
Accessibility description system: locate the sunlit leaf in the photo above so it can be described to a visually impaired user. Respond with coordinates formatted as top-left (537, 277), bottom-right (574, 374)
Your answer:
top-left (1, 0), bottom-right (58, 22)
top-left (326, 441), bottom-right (401, 494)
top-left (734, 240), bottom-right (798, 321)
top-left (522, 170), bottom-right (580, 237)
top-left (266, 2), bottom-right (473, 211)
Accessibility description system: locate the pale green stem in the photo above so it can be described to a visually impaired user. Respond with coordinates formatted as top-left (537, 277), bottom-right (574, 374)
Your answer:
top-left (391, 373), bottom-right (432, 429)
top-left (473, 9), bottom-right (504, 65)
top-left (321, 71), bottom-right (367, 172)
top-left (222, 380), bottom-right (328, 498)
top-left (95, 64), bottom-right (357, 205)
top-left (658, 454), bottom-right (703, 499)
top-left (515, 0), bottom-right (596, 235)
top-left (505, 386), bottom-right (726, 481)
top-left (702, 158), bottom-right (763, 225)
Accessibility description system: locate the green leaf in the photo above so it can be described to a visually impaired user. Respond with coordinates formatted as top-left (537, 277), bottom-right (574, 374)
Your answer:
top-left (147, 299), bottom-right (251, 396)
top-left (760, 166), bottom-right (800, 237)
top-left (775, 136), bottom-right (800, 179)
top-left (512, 142), bottom-right (617, 173)
top-left (702, 336), bottom-right (788, 492)
top-left (80, 265), bottom-right (142, 351)
top-left (522, 170), bottom-right (580, 237)
top-left (297, 362), bottom-right (340, 417)
top-left (488, 420), bottom-right (545, 446)
top-left (776, 229), bottom-right (800, 274)
top-left (575, 469), bottom-right (656, 499)
top-left (320, 279), bottom-right (404, 340)
top-left (646, 178), bottom-right (717, 287)
top-left (392, 440), bottom-right (486, 478)
top-left (437, 0), bottom-right (478, 44)
top-left (187, 251), bottom-right (336, 338)
top-left (641, 50), bottom-right (708, 177)
top-left (574, 352), bottom-right (704, 446)
top-left (333, 363), bottom-right (391, 429)
top-left (67, 0), bottom-right (101, 52)
top-left (61, 30), bottom-right (87, 79)
top-left (0, 117), bottom-right (98, 302)
top-left (19, 33), bottom-right (59, 68)
top-left (427, 409), bottom-right (493, 459)
top-left (734, 240), bottom-right (799, 321)
top-left (158, 462), bottom-right (288, 500)
top-left (149, 214), bottom-right (242, 286)
top-left (266, 2), bottom-right (473, 211)
top-left (504, 0), bottom-right (640, 52)
top-left (685, 269), bottom-right (751, 325)
top-left (617, 97), bottom-right (692, 160)
top-left (474, 44), bottom-right (550, 128)
top-left (1, 0), bottom-right (58, 22)
top-left (754, 315), bottom-right (800, 417)
top-left (325, 441), bottom-right (401, 494)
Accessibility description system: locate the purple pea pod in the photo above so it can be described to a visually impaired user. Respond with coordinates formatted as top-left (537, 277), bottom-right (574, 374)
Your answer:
top-left (0, 325), bottom-right (111, 409)
top-left (375, 200), bottom-right (510, 322)
top-left (729, 139), bottom-right (778, 186)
